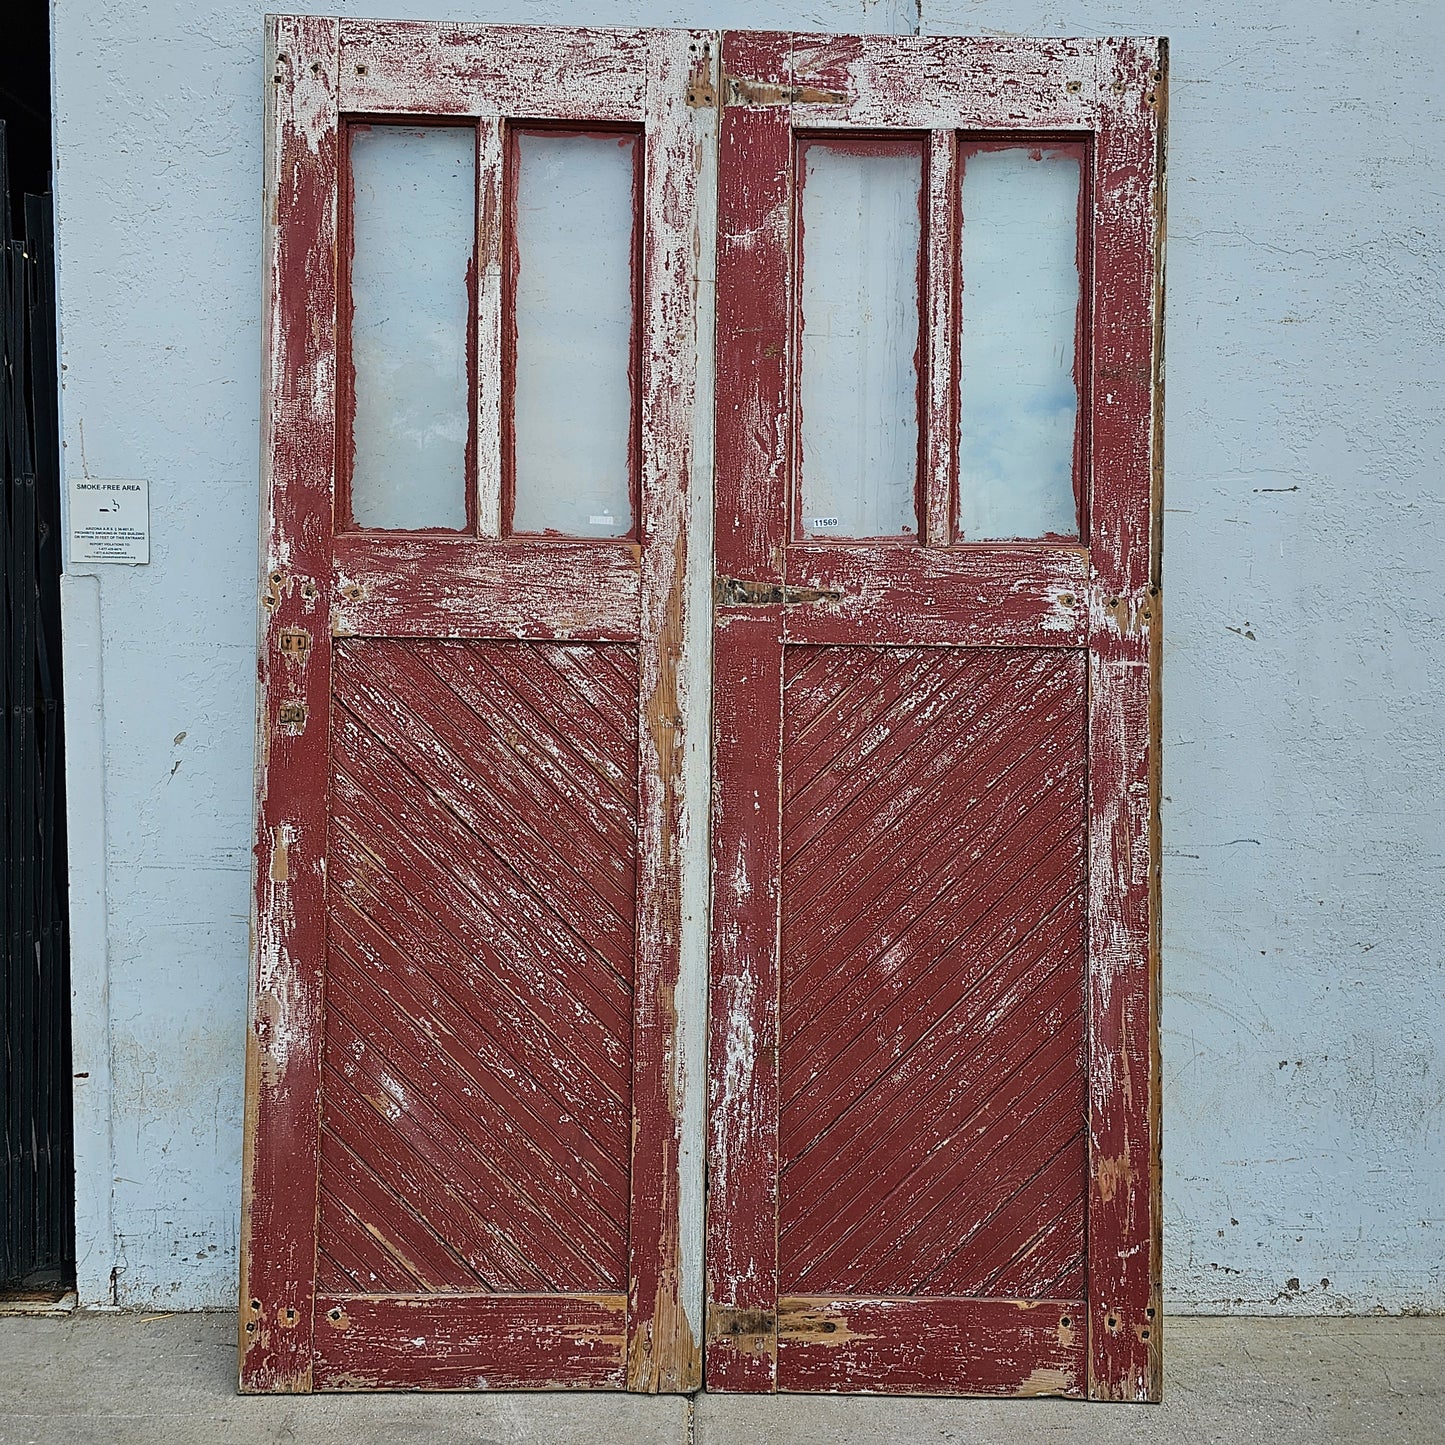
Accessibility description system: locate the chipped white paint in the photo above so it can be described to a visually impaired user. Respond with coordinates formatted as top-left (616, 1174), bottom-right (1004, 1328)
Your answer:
top-left (674, 38), bottom-right (720, 1364)
top-left (54, 0), bottom-right (1445, 1318)
top-left (798, 35), bottom-right (1099, 130)
top-left (476, 121), bottom-right (506, 539)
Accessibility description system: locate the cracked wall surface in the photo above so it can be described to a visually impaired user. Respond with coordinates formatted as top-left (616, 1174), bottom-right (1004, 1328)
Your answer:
top-left (53, 0), bottom-right (1443, 1311)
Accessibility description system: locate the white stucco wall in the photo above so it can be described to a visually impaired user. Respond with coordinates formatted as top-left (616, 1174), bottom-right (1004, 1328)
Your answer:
top-left (52, 0), bottom-right (1443, 1312)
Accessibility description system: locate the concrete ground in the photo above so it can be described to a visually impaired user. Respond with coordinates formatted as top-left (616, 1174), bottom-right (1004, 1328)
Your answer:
top-left (0, 1312), bottom-right (1440, 1443)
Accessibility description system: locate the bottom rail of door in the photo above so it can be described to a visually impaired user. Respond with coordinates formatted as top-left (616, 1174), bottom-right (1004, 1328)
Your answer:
top-left (311, 1292), bottom-right (628, 1391)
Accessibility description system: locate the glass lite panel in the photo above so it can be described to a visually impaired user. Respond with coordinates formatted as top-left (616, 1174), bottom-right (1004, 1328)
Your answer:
top-left (798, 142), bottom-right (923, 540)
top-left (958, 147), bottom-right (1082, 540)
top-left (512, 131), bottom-right (637, 538)
top-left (348, 126), bottom-right (474, 531)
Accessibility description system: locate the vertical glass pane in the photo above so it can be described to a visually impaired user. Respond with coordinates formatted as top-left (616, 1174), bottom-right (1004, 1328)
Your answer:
top-left (512, 131), bottom-right (637, 538)
top-left (959, 147), bottom-right (1082, 541)
top-left (798, 141), bottom-right (923, 540)
top-left (349, 126), bottom-right (474, 531)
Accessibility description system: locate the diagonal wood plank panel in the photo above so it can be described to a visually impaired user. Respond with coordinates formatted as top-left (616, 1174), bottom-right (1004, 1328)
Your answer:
top-left (778, 646), bottom-right (1088, 1300)
top-left (317, 638), bottom-right (639, 1296)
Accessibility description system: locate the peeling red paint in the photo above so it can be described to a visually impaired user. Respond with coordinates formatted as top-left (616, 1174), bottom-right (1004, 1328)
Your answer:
top-left (706, 30), bottom-right (1163, 1403)
top-left (244, 18), bottom-right (710, 1396)
top-left (244, 19), bottom-right (1161, 1403)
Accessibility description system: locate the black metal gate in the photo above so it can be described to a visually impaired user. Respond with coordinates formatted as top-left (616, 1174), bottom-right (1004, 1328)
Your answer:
top-left (1, 119), bottom-right (72, 1292)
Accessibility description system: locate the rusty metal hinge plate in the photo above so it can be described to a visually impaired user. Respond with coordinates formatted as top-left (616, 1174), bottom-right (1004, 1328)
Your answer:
top-left (717, 576), bottom-right (843, 607)
top-left (725, 76), bottom-right (849, 107)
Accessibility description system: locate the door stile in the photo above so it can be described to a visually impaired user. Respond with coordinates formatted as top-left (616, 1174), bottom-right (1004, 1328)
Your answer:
top-left (706, 610), bottom-right (785, 1390)
top-left (1084, 36), bottom-right (1166, 1403)
top-left (241, 13), bottom-right (340, 1394)
top-left (705, 29), bottom-right (793, 1393)
top-left (625, 29), bottom-right (717, 1393)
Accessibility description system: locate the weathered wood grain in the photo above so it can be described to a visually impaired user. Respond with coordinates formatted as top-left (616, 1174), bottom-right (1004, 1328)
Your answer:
top-left (924, 128), bottom-right (958, 547)
top-left (704, 29), bottom-right (795, 1393)
top-left (705, 608), bottom-right (785, 1392)
top-left (319, 639), bottom-right (637, 1298)
top-left (1085, 35), bottom-right (1165, 1404)
top-left (332, 534), bottom-right (640, 641)
top-left (625, 28), bottom-right (714, 1393)
top-left (720, 35), bottom-right (1100, 130)
top-left (312, 1294), bottom-right (628, 1390)
top-left (779, 545), bottom-right (1086, 647)
top-left (713, 31), bottom-right (792, 587)
top-left (247, 19), bottom-right (1162, 1400)
top-left (707, 27), bottom-right (1163, 1403)
top-left (475, 120), bottom-right (505, 538)
top-left (777, 649), bottom-right (1087, 1303)
top-left (239, 14), bottom-right (340, 1395)
top-left (776, 1296), bottom-right (1085, 1397)
top-left (249, 19), bottom-right (709, 1395)
top-left (339, 22), bottom-right (651, 120)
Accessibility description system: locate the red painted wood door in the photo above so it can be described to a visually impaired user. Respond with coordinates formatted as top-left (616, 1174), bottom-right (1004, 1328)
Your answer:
top-left (243, 19), bottom-right (1162, 1402)
top-left (706, 33), bottom-right (1164, 1401)
top-left (241, 18), bottom-right (713, 1393)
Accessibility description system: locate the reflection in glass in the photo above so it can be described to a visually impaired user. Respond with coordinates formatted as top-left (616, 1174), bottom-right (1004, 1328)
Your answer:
top-left (511, 130), bottom-right (638, 537)
top-left (798, 141), bottom-right (923, 540)
top-left (349, 125), bottom-right (474, 531)
top-left (958, 147), bottom-right (1082, 541)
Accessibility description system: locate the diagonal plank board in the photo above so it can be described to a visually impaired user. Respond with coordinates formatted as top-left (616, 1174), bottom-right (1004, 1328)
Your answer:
top-left (317, 639), bottom-right (640, 1295)
top-left (778, 646), bottom-right (1087, 1301)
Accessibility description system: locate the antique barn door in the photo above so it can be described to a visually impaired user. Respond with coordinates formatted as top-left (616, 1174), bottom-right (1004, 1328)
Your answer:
top-left (706, 33), bottom-right (1164, 1400)
top-left (244, 17), bottom-right (1162, 1402)
top-left (241, 18), bottom-right (713, 1392)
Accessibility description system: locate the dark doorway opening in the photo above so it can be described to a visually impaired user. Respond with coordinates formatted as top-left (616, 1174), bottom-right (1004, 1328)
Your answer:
top-left (2, 0), bottom-right (73, 1299)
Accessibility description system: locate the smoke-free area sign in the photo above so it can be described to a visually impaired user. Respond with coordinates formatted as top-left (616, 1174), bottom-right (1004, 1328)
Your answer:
top-left (69, 478), bottom-right (150, 564)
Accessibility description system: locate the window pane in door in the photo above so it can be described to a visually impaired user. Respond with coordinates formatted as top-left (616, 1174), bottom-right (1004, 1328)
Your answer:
top-left (348, 125), bottom-right (474, 531)
top-left (510, 130), bottom-right (638, 538)
top-left (798, 139), bottom-right (923, 540)
top-left (958, 145), bottom-right (1082, 541)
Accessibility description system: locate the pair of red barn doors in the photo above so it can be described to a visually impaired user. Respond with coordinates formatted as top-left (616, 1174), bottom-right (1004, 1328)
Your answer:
top-left (242, 18), bottom-right (1163, 1402)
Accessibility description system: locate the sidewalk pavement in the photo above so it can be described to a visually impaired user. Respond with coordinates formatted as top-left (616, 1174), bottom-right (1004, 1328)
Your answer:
top-left (1, 1311), bottom-right (1440, 1443)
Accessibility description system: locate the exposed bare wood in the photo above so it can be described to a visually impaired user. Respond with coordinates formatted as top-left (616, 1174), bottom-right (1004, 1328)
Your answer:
top-left (707, 28), bottom-right (1162, 1403)
top-left (332, 535), bottom-right (640, 641)
top-left (924, 129), bottom-right (957, 549)
top-left (248, 18), bottom-right (709, 1396)
top-left (339, 22), bottom-right (651, 120)
top-left (247, 20), bottom-right (1162, 1401)
top-left (475, 120), bottom-right (505, 539)
top-left (312, 1294), bottom-right (628, 1390)
top-left (239, 13), bottom-right (341, 1396)
top-left (725, 77), bottom-right (848, 107)
top-left (625, 27), bottom-right (714, 1394)
top-left (776, 1297), bottom-right (1085, 1396)
top-left (1085, 34), bottom-right (1165, 1405)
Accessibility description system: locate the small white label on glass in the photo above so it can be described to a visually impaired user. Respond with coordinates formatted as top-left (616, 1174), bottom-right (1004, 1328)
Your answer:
top-left (512, 131), bottom-right (637, 537)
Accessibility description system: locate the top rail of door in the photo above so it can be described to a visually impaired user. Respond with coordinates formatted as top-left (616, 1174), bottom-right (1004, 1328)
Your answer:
top-left (329, 23), bottom-right (1146, 131)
